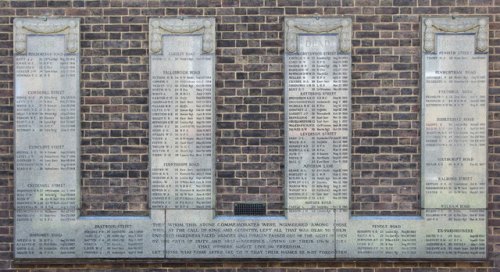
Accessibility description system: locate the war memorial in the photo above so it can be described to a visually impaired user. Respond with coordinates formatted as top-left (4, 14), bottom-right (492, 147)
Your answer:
top-left (0, 0), bottom-right (499, 271)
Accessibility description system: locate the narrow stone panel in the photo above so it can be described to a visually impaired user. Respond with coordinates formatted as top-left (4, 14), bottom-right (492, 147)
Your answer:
top-left (285, 17), bottom-right (351, 211)
top-left (421, 17), bottom-right (488, 209)
top-left (149, 18), bottom-right (215, 209)
top-left (14, 18), bottom-right (80, 212)
top-left (14, 18), bottom-right (81, 258)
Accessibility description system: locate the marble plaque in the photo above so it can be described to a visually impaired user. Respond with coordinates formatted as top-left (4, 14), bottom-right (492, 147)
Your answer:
top-left (326, 16), bottom-right (487, 260)
top-left (14, 18), bottom-right (81, 258)
top-left (421, 17), bottom-right (488, 209)
top-left (14, 18), bottom-right (81, 212)
top-left (420, 209), bottom-right (487, 258)
top-left (149, 18), bottom-right (215, 209)
top-left (75, 210), bottom-right (165, 258)
top-left (336, 211), bottom-right (423, 258)
top-left (285, 17), bottom-right (352, 211)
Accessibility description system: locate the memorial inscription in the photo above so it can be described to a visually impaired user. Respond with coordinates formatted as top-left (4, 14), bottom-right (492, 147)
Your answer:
top-left (149, 18), bottom-right (215, 209)
top-left (14, 18), bottom-right (81, 257)
top-left (13, 16), bottom-right (488, 260)
top-left (285, 18), bottom-right (351, 211)
top-left (14, 18), bottom-right (164, 259)
top-left (14, 18), bottom-right (80, 225)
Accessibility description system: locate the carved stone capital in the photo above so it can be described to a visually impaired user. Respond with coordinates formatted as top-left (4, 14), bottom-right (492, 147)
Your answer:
top-left (14, 18), bottom-right (80, 55)
top-left (285, 17), bottom-right (352, 54)
top-left (149, 18), bottom-right (215, 55)
top-left (422, 17), bottom-right (488, 54)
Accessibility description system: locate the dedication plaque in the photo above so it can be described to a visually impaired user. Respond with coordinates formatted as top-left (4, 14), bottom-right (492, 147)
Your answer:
top-left (285, 17), bottom-right (351, 210)
top-left (336, 16), bottom-right (488, 259)
top-left (14, 18), bottom-right (80, 214)
top-left (149, 18), bottom-right (215, 209)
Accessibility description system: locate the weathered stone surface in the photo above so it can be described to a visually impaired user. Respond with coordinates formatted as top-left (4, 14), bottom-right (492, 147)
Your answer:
top-left (285, 17), bottom-right (351, 210)
top-left (421, 18), bottom-right (488, 209)
top-left (14, 20), bottom-right (82, 259)
top-left (149, 18), bottom-right (215, 209)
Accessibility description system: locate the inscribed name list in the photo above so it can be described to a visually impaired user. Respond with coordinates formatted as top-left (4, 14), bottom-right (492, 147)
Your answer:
top-left (15, 35), bottom-right (79, 215)
top-left (286, 35), bottom-right (350, 210)
top-left (423, 34), bottom-right (487, 209)
top-left (150, 35), bottom-right (214, 209)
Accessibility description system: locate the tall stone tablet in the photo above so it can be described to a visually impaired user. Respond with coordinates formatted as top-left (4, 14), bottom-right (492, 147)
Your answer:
top-left (13, 16), bottom-right (488, 260)
top-left (285, 17), bottom-right (351, 210)
top-left (14, 18), bottom-right (80, 221)
top-left (421, 17), bottom-right (488, 209)
top-left (149, 18), bottom-right (215, 209)
top-left (14, 17), bottom-right (81, 257)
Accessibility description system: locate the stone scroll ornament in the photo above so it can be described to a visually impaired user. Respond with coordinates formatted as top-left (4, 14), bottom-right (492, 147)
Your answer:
top-left (150, 18), bottom-right (215, 54)
top-left (423, 17), bottom-right (488, 54)
top-left (14, 17), bottom-right (79, 54)
top-left (285, 17), bottom-right (351, 54)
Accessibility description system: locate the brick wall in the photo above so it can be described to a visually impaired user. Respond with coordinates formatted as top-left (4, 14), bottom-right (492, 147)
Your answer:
top-left (0, 0), bottom-right (499, 270)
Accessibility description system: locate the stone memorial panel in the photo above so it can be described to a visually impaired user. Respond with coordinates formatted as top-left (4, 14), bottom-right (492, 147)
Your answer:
top-left (74, 211), bottom-right (165, 258)
top-left (14, 18), bottom-right (80, 213)
top-left (14, 18), bottom-right (81, 258)
top-left (14, 19), bottom-right (81, 259)
top-left (420, 209), bottom-right (487, 258)
top-left (421, 17), bottom-right (488, 209)
top-left (336, 211), bottom-right (423, 258)
top-left (337, 209), bottom-right (486, 259)
top-left (16, 209), bottom-right (165, 258)
top-left (149, 18), bottom-right (215, 209)
top-left (285, 17), bottom-right (352, 211)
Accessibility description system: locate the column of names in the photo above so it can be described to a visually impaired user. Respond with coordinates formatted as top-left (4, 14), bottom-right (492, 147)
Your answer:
top-left (149, 22), bottom-right (215, 210)
top-left (422, 33), bottom-right (488, 209)
top-left (286, 34), bottom-right (350, 210)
